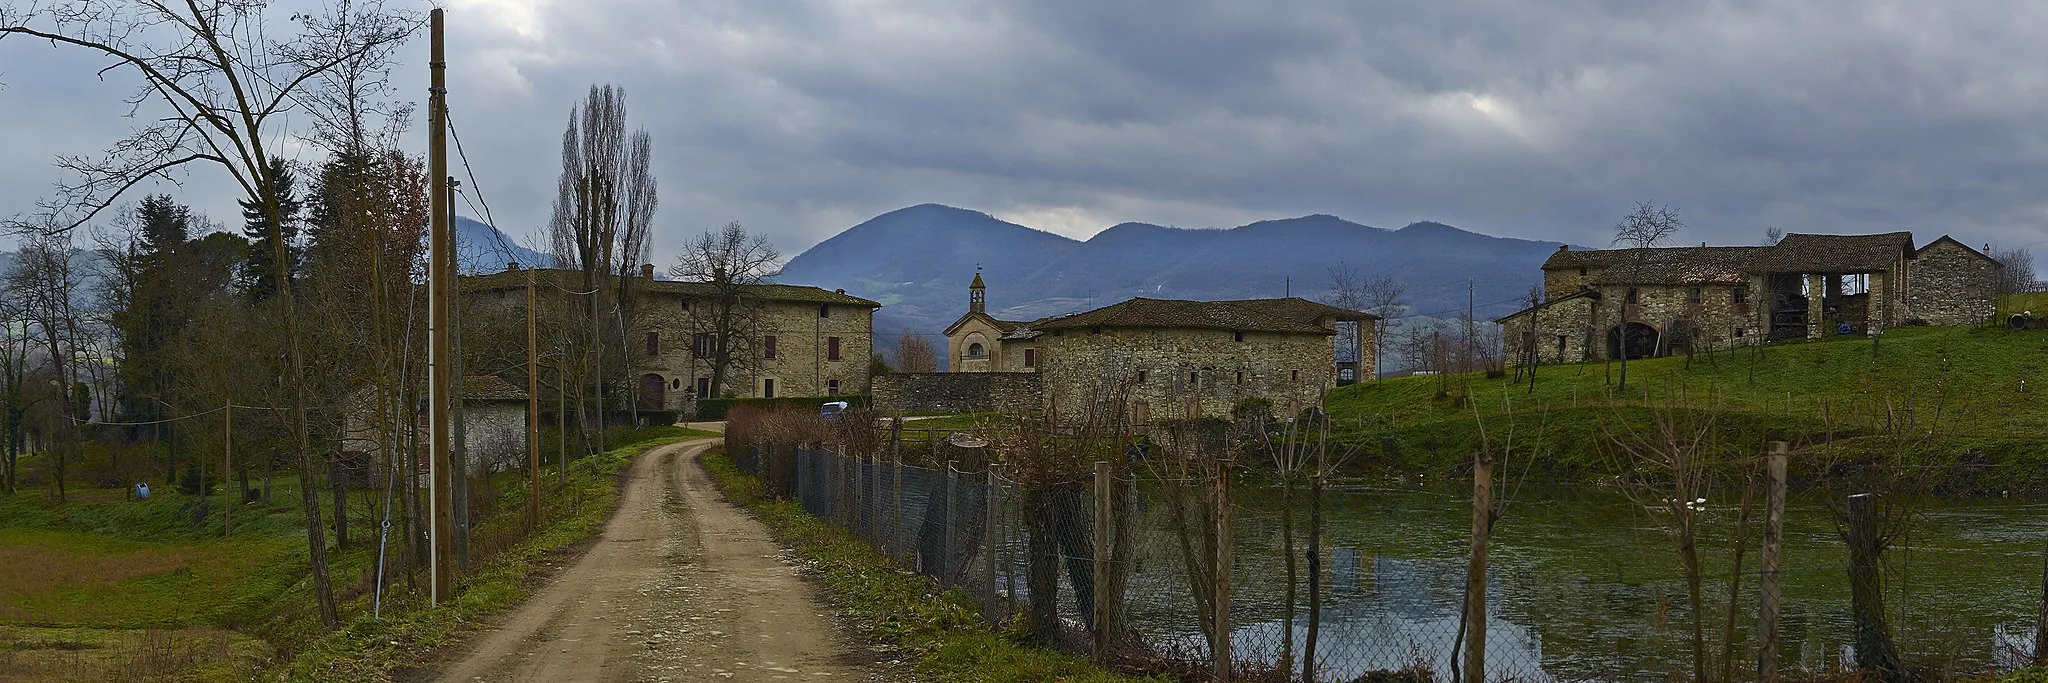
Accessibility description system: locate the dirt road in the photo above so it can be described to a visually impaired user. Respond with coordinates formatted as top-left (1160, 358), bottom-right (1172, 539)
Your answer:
top-left (431, 439), bottom-right (888, 682)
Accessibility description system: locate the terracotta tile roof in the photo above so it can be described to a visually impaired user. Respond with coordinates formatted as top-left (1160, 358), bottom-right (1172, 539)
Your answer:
top-left (1222, 297), bottom-right (1380, 323)
top-left (1541, 231), bottom-right (1918, 283)
top-left (1033, 297), bottom-right (1333, 334)
top-left (459, 268), bottom-right (880, 307)
top-left (1493, 289), bottom-right (1599, 323)
top-left (461, 375), bottom-right (529, 402)
top-left (1748, 232), bottom-right (1913, 274)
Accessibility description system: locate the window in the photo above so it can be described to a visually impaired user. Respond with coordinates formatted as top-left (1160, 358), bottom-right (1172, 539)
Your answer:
top-left (1556, 335), bottom-right (1567, 355)
top-left (1339, 368), bottom-right (1354, 382)
top-left (1688, 288), bottom-right (1703, 305)
top-left (696, 377), bottom-right (710, 397)
top-left (1189, 371), bottom-right (1199, 386)
top-left (1290, 369), bottom-right (1300, 382)
top-left (762, 378), bottom-right (776, 398)
top-left (1578, 267), bottom-right (1588, 276)
top-left (828, 336), bottom-right (842, 361)
top-left (1023, 348), bottom-right (1036, 368)
top-left (1090, 326), bottom-right (1102, 335)
top-left (827, 379), bottom-right (840, 395)
top-left (1627, 287), bottom-right (1640, 304)
top-left (671, 378), bottom-right (681, 390)
top-left (1136, 370), bottom-right (1148, 384)
top-left (680, 298), bottom-right (692, 313)
top-left (764, 335), bottom-right (777, 360)
top-left (692, 333), bottom-right (713, 358)
top-left (1733, 286), bottom-right (1749, 305)
top-left (1233, 330), bottom-right (1245, 342)
top-left (967, 342), bottom-right (986, 357)
top-left (1235, 370), bottom-right (1245, 384)
top-left (818, 304), bottom-right (830, 318)
top-left (1735, 327), bottom-right (1746, 338)
top-left (646, 331), bottom-right (660, 356)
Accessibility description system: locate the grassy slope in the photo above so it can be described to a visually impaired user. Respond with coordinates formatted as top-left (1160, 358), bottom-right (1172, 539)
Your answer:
top-left (700, 447), bottom-right (1166, 683)
top-left (1325, 324), bottom-right (2048, 489)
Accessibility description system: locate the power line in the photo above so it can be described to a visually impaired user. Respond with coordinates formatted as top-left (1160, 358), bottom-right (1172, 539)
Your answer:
top-left (446, 109), bottom-right (530, 271)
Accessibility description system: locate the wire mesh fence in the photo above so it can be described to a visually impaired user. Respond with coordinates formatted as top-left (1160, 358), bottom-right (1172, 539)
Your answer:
top-left (736, 438), bottom-right (2041, 683)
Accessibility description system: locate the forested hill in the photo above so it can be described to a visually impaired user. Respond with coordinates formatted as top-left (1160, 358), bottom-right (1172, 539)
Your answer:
top-left (776, 203), bottom-right (1569, 353)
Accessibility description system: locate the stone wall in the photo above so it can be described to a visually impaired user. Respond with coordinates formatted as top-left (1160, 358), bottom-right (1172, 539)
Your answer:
top-left (1906, 241), bottom-right (2000, 326)
top-left (1036, 327), bottom-right (1333, 419)
top-left (871, 372), bottom-right (1043, 414)
top-left (1504, 282), bottom-right (1761, 366)
top-left (645, 297), bottom-right (874, 399)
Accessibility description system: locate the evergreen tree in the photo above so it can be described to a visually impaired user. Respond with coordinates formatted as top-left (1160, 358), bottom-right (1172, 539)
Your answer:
top-left (114, 195), bottom-right (194, 430)
top-left (241, 156), bottom-right (304, 301)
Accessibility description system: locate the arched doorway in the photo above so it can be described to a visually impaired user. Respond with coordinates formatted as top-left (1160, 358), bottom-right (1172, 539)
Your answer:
top-left (639, 373), bottom-right (666, 411)
top-left (1606, 322), bottom-right (1658, 360)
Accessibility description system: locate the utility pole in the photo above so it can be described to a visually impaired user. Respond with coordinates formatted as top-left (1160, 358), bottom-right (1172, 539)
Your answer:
top-left (426, 7), bottom-right (453, 605)
top-left (527, 266), bottom-right (540, 530)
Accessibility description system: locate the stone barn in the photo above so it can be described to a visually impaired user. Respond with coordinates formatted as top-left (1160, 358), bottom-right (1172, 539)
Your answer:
top-left (1499, 231), bottom-right (2002, 365)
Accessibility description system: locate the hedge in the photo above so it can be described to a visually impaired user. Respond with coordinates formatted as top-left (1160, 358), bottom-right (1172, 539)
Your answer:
top-left (693, 395), bottom-right (869, 420)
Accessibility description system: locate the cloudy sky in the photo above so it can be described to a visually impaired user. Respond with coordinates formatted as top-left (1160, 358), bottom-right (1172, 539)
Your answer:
top-left (5, 0), bottom-right (2048, 263)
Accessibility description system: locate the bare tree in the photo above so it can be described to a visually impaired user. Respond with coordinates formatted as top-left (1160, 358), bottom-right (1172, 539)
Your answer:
top-left (10, 233), bottom-right (86, 502)
top-left (1324, 266), bottom-right (1405, 380)
top-left (546, 84), bottom-right (658, 444)
top-left (1603, 387), bottom-right (1722, 683)
top-left (1991, 246), bottom-right (2038, 296)
top-left (1611, 202), bottom-right (1683, 394)
top-left (892, 331), bottom-right (938, 373)
top-left (669, 222), bottom-right (780, 398)
top-left (1763, 226), bottom-right (1785, 246)
top-left (0, 0), bottom-right (417, 630)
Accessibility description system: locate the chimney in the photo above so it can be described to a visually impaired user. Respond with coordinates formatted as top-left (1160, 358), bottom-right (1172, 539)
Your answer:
top-left (1557, 245), bottom-right (1568, 252)
top-left (506, 261), bottom-right (520, 272)
top-left (641, 263), bottom-right (655, 280)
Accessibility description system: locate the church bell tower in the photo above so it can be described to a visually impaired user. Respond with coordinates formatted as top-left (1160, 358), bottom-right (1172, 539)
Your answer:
top-left (969, 268), bottom-right (986, 314)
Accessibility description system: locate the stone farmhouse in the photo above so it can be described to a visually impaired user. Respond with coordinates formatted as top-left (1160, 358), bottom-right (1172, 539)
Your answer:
top-left (1497, 232), bottom-right (2001, 365)
top-left (461, 265), bottom-right (879, 410)
top-left (882, 273), bottom-right (1377, 418)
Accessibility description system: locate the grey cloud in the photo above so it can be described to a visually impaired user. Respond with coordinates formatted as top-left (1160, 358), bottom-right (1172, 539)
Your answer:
top-left (4, 0), bottom-right (2046, 267)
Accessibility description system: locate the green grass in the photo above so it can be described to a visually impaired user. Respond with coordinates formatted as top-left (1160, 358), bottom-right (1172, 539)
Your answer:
top-left (0, 425), bottom-right (715, 681)
top-left (1325, 324), bottom-right (2048, 489)
top-left (701, 447), bottom-right (1167, 683)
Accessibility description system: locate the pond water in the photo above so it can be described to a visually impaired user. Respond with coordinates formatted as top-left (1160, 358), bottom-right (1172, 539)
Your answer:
top-left (1100, 484), bottom-right (2048, 682)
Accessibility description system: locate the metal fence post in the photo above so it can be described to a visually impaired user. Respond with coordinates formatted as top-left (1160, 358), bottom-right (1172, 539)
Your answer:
top-left (1757, 441), bottom-right (1787, 683)
top-left (1213, 465), bottom-right (1232, 682)
top-left (893, 447), bottom-right (905, 563)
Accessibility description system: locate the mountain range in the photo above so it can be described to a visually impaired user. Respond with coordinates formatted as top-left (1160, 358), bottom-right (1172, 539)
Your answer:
top-left (775, 204), bottom-right (1572, 358)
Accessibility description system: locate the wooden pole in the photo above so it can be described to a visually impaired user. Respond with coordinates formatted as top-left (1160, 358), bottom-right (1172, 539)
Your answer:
top-left (1213, 464), bottom-right (1233, 682)
top-left (892, 427), bottom-right (904, 562)
top-left (1847, 493), bottom-right (1903, 679)
top-left (944, 459), bottom-right (957, 584)
top-left (985, 466), bottom-right (1000, 625)
top-left (1092, 460), bottom-right (1111, 658)
top-left (1464, 454), bottom-right (1492, 683)
top-left (223, 401), bottom-right (232, 537)
top-left (527, 266), bottom-right (540, 531)
top-left (1757, 441), bottom-right (1787, 683)
top-left (425, 6), bottom-right (454, 605)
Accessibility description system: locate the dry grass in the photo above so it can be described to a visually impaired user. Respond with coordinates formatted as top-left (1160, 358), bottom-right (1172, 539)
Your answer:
top-left (0, 625), bottom-right (268, 682)
top-left (0, 529), bottom-right (289, 626)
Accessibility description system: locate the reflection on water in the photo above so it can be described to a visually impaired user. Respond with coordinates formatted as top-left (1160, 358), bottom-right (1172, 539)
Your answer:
top-left (1105, 484), bottom-right (2045, 681)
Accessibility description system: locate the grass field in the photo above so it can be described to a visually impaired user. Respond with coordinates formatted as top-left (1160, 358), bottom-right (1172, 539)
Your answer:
top-left (0, 424), bottom-right (714, 681)
top-left (1324, 323), bottom-right (2048, 489)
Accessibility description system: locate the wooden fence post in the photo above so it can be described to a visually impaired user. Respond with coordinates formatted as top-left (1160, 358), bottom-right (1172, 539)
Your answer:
top-left (1847, 493), bottom-right (1904, 679)
top-left (944, 459), bottom-right (958, 585)
top-left (1757, 441), bottom-right (1788, 683)
top-left (985, 466), bottom-right (1001, 625)
top-left (1213, 464), bottom-right (1233, 682)
top-left (1093, 460), bottom-right (1112, 659)
top-left (1464, 454), bottom-right (1492, 683)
